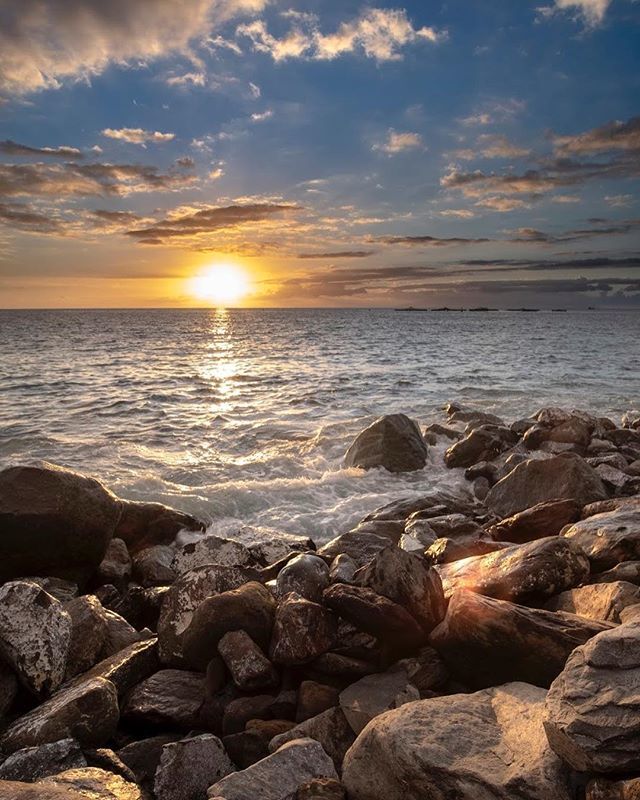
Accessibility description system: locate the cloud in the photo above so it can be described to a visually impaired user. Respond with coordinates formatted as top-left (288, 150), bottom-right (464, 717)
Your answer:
top-left (0, 139), bottom-right (83, 159)
top-left (165, 71), bottom-right (207, 88)
top-left (475, 196), bottom-right (531, 211)
top-left (459, 99), bottom-right (526, 127)
top-left (538, 0), bottom-right (612, 27)
top-left (439, 209), bottom-right (476, 219)
top-left (297, 250), bottom-right (376, 259)
top-left (250, 109), bottom-right (273, 122)
top-left (452, 134), bottom-right (531, 160)
top-left (237, 8), bottom-right (445, 63)
top-left (0, 0), bottom-right (269, 97)
top-left (373, 129), bottom-right (424, 155)
top-left (0, 201), bottom-right (63, 233)
top-left (375, 234), bottom-right (491, 247)
top-left (553, 117), bottom-right (640, 155)
top-left (102, 128), bottom-right (175, 146)
top-left (605, 194), bottom-right (634, 207)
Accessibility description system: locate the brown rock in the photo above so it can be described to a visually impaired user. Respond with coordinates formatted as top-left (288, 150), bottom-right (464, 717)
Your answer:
top-left (270, 594), bottom-right (337, 666)
top-left (587, 778), bottom-right (640, 799)
top-left (343, 414), bottom-right (428, 473)
top-left (545, 581), bottom-right (640, 623)
top-left (218, 630), bottom-right (278, 691)
top-left (269, 707), bottom-right (356, 773)
top-left (115, 499), bottom-right (204, 553)
top-left (122, 669), bottom-right (208, 730)
top-left (132, 545), bottom-right (176, 587)
top-left (95, 538), bottom-right (132, 590)
top-left (563, 506), bottom-right (640, 571)
top-left (297, 778), bottom-right (346, 800)
top-left (64, 595), bottom-right (109, 678)
top-left (297, 681), bottom-right (339, 723)
top-left (486, 499), bottom-right (581, 543)
top-left (75, 638), bottom-right (159, 696)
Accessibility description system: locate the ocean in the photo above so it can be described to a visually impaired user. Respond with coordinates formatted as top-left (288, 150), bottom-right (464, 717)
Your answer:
top-left (1, 308), bottom-right (638, 543)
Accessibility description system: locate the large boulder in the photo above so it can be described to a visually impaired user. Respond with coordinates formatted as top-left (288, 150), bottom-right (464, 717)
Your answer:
top-left (430, 589), bottom-right (612, 688)
top-left (444, 426), bottom-right (516, 469)
top-left (544, 622), bottom-right (640, 773)
top-left (0, 581), bottom-right (71, 696)
top-left (115, 499), bottom-right (205, 553)
top-left (64, 595), bottom-right (109, 678)
top-left (0, 464), bottom-right (121, 585)
top-left (276, 554), bottom-right (330, 603)
top-left (269, 708), bottom-right (356, 773)
top-left (342, 682), bottom-right (571, 800)
top-left (562, 506), bottom-right (640, 571)
top-left (545, 581), bottom-right (640, 623)
top-left (154, 734), bottom-right (235, 800)
top-left (438, 537), bottom-right (590, 603)
top-left (486, 499), bottom-right (581, 543)
top-left (270, 594), bottom-right (336, 666)
top-left (343, 415), bottom-right (428, 473)
top-left (339, 670), bottom-right (419, 735)
top-left (485, 454), bottom-right (607, 518)
top-left (122, 669), bottom-right (209, 730)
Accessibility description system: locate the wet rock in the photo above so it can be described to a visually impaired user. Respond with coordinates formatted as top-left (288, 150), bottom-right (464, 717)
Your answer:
top-left (448, 408), bottom-right (504, 427)
top-left (208, 738), bottom-right (337, 800)
top-left (224, 525), bottom-right (314, 567)
top-left (430, 589), bottom-right (612, 689)
top-left (423, 423), bottom-right (461, 443)
top-left (115, 499), bottom-right (205, 553)
top-left (122, 669), bottom-right (207, 730)
top-left (132, 545), bottom-right (176, 587)
top-left (269, 707), bottom-right (356, 773)
top-left (158, 563), bottom-right (258, 666)
top-left (354, 546), bottom-right (445, 635)
top-left (270, 594), bottom-right (337, 666)
top-left (438, 536), bottom-right (590, 603)
top-left (276, 554), bottom-right (330, 602)
top-left (218, 630), bottom-right (278, 691)
top-left (444, 426), bottom-right (516, 469)
top-left (419, 513), bottom-right (484, 539)
top-left (486, 453), bottom-right (607, 518)
top-left (342, 682), bottom-right (570, 800)
top-left (329, 555), bottom-right (357, 584)
top-left (544, 622), bottom-right (640, 773)
top-left (339, 670), bottom-right (419, 735)
top-left (318, 531), bottom-right (394, 569)
top-left (0, 739), bottom-right (86, 781)
top-left (545, 581), bottom-right (640, 623)
top-left (563, 506), bottom-right (640, 571)
top-left (183, 581), bottom-right (276, 670)
top-left (76, 638), bottom-right (159, 696)
top-left (95, 538), bottom-right (132, 591)
top-left (1, 677), bottom-right (119, 753)
top-left (0, 464), bottom-right (121, 586)
top-left (343, 414), bottom-right (428, 473)
top-left (172, 535), bottom-right (253, 576)
top-left (486, 499), bottom-right (581, 543)
top-left (587, 777), bottom-right (640, 799)
top-left (323, 584), bottom-right (424, 652)
top-left (110, 584), bottom-right (167, 632)
top-left (117, 735), bottom-right (180, 791)
top-left (64, 595), bottom-right (109, 678)
top-left (425, 535), bottom-right (507, 564)
top-left (154, 734), bottom-right (235, 800)
top-left (0, 581), bottom-right (72, 696)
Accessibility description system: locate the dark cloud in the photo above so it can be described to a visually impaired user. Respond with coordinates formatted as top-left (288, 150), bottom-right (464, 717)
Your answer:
top-left (297, 250), bottom-right (375, 259)
top-left (0, 201), bottom-right (62, 232)
top-left (0, 139), bottom-right (83, 158)
top-left (375, 235), bottom-right (492, 247)
top-left (554, 116), bottom-right (640, 155)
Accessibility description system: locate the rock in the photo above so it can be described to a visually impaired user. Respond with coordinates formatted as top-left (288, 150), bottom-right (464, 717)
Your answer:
top-left (544, 622), bottom-right (640, 773)
top-left (158, 563), bottom-right (258, 666)
top-left (444, 426), bottom-right (516, 469)
top-left (343, 682), bottom-right (570, 800)
top-left (4, 766), bottom-right (143, 799)
top-left (270, 594), bottom-right (337, 666)
top-left (420, 513), bottom-right (485, 539)
top-left (122, 669), bottom-right (208, 730)
top-left (548, 418), bottom-right (592, 447)
top-left (276, 554), bottom-right (330, 602)
top-left (318, 531), bottom-right (394, 569)
top-left (329, 555), bottom-right (357, 584)
top-left (297, 778), bottom-right (346, 800)
top-left (430, 589), bottom-right (612, 689)
top-left (423, 422), bottom-right (461, 442)
top-left (109, 585), bottom-right (167, 632)
top-left (596, 464), bottom-right (638, 494)
top-left (102, 608), bottom-right (141, 657)
top-left (486, 454), bottom-right (607, 518)
top-left (221, 694), bottom-right (279, 736)
top-left (354, 546), bottom-right (445, 635)
top-left (183, 581), bottom-right (276, 670)
top-left (117, 735), bottom-right (180, 791)
top-left (448, 408), bottom-right (504, 427)
top-left (154, 734), bottom-right (235, 800)
top-left (394, 647), bottom-right (448, 693)
top-left (0, 581), bottom-right (72, 696)
top-left (76, 638), bottom-right (159, 696)
top-left (591, 562), bottom-right (640, 585)
top-left (425, 536), bottom-right (507, 564)
top-left (83, 749), bottom-right (136, 783)
top-left (208, 738), bottom-right (337, 800)
top-left (438, 536), bottom-right (590, 602)
top-left (1, 677), bottom-right (119, 753)
top-left (224, 525), bottom-right (314, 567)
top-left (545, 581), bottom-right (640, 623)
top-left (0, 464), bottom-right (121, 586)
top-left (0, 739), bottom-right (86, 781)
top-left (323, 584), bottom-right (424, 652)
top-left (64, 595), bottom-right (109, 678)
top-left (269, 707), bottom-right (356, 773)
top-left (563, 506), bottom-right (640, 571)
top-left (297, 682), bottom-right (339, 723)
top-left (486, 499), bottom-right (581, 543)
top-left (115, 499), bottom-right (205, 553)
top-left (0, 662), bottom-right (18, 719)
top-left (310, 654), bottom-right (376, 681)
top-left (26, 577), bottom-right (79, 603)
top-left (95, 538), bottom-right (132, 590)
top-left (132, 545), bottom-right (176, 587)
top-left (172, 535), bottom-right (253, 576)
top-left (218, 630), bottom-right (278, 691)
top-left (536, 407), bottom-right (572, 427)
top-left (339, 670), bottom-right (419, 735)
top-left (587, 778), bottom-right (640, 799)
top-left (343, 414), bottom-right (428, 473)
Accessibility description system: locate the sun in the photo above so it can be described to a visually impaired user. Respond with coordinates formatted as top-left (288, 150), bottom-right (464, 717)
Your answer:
top-left (190, 263), bottom-right (251, 306)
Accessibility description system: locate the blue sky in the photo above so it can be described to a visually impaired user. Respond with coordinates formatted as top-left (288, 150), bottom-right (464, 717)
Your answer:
top-left (0, 0), bottom-right (639, 308)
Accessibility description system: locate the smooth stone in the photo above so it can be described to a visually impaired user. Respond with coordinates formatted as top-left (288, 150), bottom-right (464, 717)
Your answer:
top-left (545, 581), bottom-right (640, 623)
top-left (269, 708), bottom-right (356, 773)
top-left (154, 734), bottom-right (235, 800)
top-left (276, 554), bottom-right (330, 602)
top-left (339, 670), bottom-right (419, 734)
top-left (115, 499), bottom-right (205, 553)
top-left (101, 608), bottom-right (141, 657)
top-left (132, 545), bottom-right (176, 587)
top-left (172, 535), bottom-right (253, 576)
top-left (444, 425), bottom-right (516, 469)
top-left (0, 739), bottom-right (86, 781)
top-left (218, 630), bottom-right (278, 691)
top-left (486, 499), bottom-right (581, 543)
top-left (343, 414), bottom-right (428, 473)
top-left (562, 506), bottom-right (640, 571)
top-left (270, 594), bottom-right (337, 666)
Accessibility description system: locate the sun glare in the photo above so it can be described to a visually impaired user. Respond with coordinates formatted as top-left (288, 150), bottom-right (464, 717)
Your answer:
top-left (190, 264), bottom-right (251, 306)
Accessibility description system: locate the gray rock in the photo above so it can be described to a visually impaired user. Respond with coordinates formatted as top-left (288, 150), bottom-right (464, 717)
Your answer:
top-left (115, 498), bottom-right (204, 553)
top-left (218, 630), bottom-right (278, 691)
top-left (0, 739), bottom-right (86, 781)
top-left (270, 594), bottom-right (337, 666)
top-left (563, 506), bottom-right (640, 571)
top-left (64, 595), bottom-right (108, 678)
top-left (269, 708), bottom-right (356, 773)
top-left (276, 554), bottom-right (330, 602)
top-left (545, 581), bottom-right (640, 623)
top-left (122, 669), bottom-right (207, 729)
top-left (117, 735), bottom-right (181, 791)
top-left (343, 682), bottom-right (570, 800)
top-left (74, 637), bottom-right (159, 696)
top-left (172, 535), bottom-right (253, 576)
top-left (25, 577), bottom-right (79, 603)
top-left (318, 530), bottom-right (394, 569)
top-left (0, 581), bottom-right (72, 696)
top-left (132, 545), bottom-right (176, 587)
top-left (154, 734), bottom-right (235, 800)
top-left (339, 670), bottom-right (419, 735)
top-left (343, 414), bottom-right (428, 473)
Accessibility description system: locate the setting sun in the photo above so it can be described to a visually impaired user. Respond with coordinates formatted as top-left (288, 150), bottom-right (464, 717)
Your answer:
top-left (190, 264), bottom-right (251, 306)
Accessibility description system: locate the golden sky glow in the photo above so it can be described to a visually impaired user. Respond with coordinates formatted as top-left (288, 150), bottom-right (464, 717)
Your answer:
top-left (189, 263), bottom-right (251, 307)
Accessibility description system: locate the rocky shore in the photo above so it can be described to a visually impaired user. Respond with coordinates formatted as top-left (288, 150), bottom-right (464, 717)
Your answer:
top-left (1, 404), bottom-right (640, 799)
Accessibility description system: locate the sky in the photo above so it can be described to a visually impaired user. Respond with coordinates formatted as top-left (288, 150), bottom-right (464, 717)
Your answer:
top-left (0, 0), bottom-right (639, 309)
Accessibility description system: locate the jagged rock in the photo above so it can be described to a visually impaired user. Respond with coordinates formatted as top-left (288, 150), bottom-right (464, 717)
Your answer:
top-left (158, 563), bottom-right (258, 666)
top-left (486, 453), bottom-right (607, 518)
top-left (117, 735), bottom-right (180, 791)
top-left (0, 464), bottom-right (121, 585)
top-left (64, 595), bottom-right (108, 678)
top-left (343, 682), bottom-right (570, 800)
top-left (339, 670), bottom-right (419, 735)
top-left (269, 708), bottom-right (355, 773)
top-left (591, 562), bottom-right (640, 585)
top-left (1, 677), bottom-right (119, 753)
top-left (115, 499), bottom-right (204, 553)
top-left (183, 581), bottom-right (276, 670)
top-left (323, 584), bottom-right (424, 651)
top-left (544, 622), bottom-right (640, 773)
top-left (319, 531), bottom-right (394, 568)
top-left (343, 414), bottom-right (428, 473)
top-left (172, 535), bottom-right (253, 576)
top-left (0, 581), bottom-right (72, 696)
top-left (297, 681), bottom-right (339, 723)
top-left (329, 554), bottom-right (357, 584)
top-left (430, 589), bottom-right (612, 689)
top-left (444, 426), bottom-right (516, 469)
top-left (0, 767), bottom-right (143, 799)
top-left (223, 525), bottom-right (314, 567)
top-left (102, 608), bottom-right (141, 657)
top-left (25, 577), bottom-right (79, 603)
top-left (122, 669), bottom-right (208, 730)
top-left (154, 734), bottom-right (235, 800)
top-left (438, 536), bottom-right (590, 602)
top-left (208, 738), bottom-right (337, 800)
top-left (132, 545), bottom-right (176, 587)
top-left (596, 464), bottom-right (638, 494)
top-left (83, 749), bottom-right (136, 783)
top-left (394, 647), bottom-right (448, 694)
top-left (75, 638), bottom-right (159, 696)
top-left (587, 777), bottom-right (640, 799)
top-left (270, 594), bottom-right (337, 666)
top-left (0, 739), bottom-right (86, 781)
top-left (545, 581), bottom-right (640, 623)
top-left (563, 506), bottom-right (640, 570)
top-left (354, 546), bottom-right (445, 635)
top-left (486, 499), bottom-right (581, 543)
top-left (95, 538), bottom-right (132, 590)
top-left (276, 554), bottom-right (330, 602)
top-left (218, 630), bottom-right (278, 690)
top-left (297, 778), bottom-right (346, 800)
